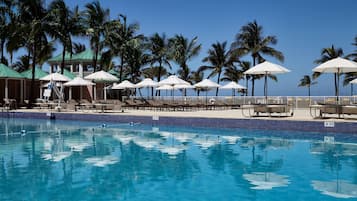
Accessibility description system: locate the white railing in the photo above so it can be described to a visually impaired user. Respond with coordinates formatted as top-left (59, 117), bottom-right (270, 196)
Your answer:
top-left (130, 95), bottom-right (357, 108)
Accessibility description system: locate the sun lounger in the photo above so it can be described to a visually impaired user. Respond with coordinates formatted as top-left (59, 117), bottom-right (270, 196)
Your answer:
top-left (310, 103), bottom-right (343, 118)
top-left (341, 105), bottom-right (357, 117)
top-left (242, 103), bottom-right (293, 117)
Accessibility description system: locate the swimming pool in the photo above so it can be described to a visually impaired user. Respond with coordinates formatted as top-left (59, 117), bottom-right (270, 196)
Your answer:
top-left (0, 118), bottom-right (356, 201)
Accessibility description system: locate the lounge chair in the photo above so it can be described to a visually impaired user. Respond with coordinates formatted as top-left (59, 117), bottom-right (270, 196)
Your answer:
top-left (341, 104), bottom-right (357, 117)
top-left (243, 103), bottom-right (293, 117)
top-left (310, 103), bottom-right (342, 119)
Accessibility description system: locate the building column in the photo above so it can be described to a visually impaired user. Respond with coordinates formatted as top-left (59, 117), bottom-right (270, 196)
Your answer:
top-left (20, 79), bottom-right (24, 103)
top-left (69, 87), bottom-right (72, 100)
top-left (5, 79), bottom-right (8, 99)
top-left (79, 63), bottom-right (83, 78)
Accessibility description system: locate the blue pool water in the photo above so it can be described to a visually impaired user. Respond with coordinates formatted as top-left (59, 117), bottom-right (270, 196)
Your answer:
top-left (0, 118), bottom-right (356, 201)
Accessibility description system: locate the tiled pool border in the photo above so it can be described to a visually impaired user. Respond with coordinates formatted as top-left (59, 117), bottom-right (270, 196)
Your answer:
top-left (1, 111), bottom-right (356, 134)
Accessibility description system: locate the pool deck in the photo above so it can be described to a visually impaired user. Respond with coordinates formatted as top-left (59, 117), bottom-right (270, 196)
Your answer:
top-left (1, 108), bottom-right (357, 133)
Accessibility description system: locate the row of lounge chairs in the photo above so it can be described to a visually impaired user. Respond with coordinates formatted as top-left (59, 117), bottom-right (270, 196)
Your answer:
top-left (310, 102), bottom-right (357, 119)
top-left (122, 99), bottom-right (241, 111)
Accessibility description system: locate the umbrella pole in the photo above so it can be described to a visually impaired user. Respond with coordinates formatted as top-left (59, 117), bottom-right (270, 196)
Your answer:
top-left (337, 69), bottom-right (340, 103)
top-left (264, 72), bottom-right (268, 104)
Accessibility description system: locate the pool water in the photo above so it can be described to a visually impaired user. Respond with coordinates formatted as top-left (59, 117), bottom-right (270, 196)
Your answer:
top-left (0, 118), bottom-right (356, 201)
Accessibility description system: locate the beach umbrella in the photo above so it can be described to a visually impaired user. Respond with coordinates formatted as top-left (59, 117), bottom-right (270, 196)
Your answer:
top-left (64, 77), bottom-right (95, 100)
top-left (112, 80), bottom-right (135, 89)
top-left (220, 81), bottom-right (246, 96)
top-left (40, 72), bottom-right (71, 82)
top-left (84, 70), bottom-right (119, 101)
top-left (194, 79), bottom-right (221, 104)
top-left (349, 78), bottom-right (357, 84)
top-left (244, 61), bottom-right (290, 100)
top-left (158, 75), bottom-right (190, 86)
top-left (313, 57), bottom-right (357, 100)
top-left (135, 78), bottom-right (158, 98)
top-left (156, 84), bottom-right (174, 90)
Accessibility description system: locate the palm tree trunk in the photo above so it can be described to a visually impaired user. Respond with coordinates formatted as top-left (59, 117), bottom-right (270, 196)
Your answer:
top-left (94, 44), bottom-right (99, 72)
top-left (28, 43), bottom-right (36, 108)
top-left (0, 39), bottom-right (4, 62)
top-left (308, 85), bottom-right (311, 97)
top-left (245, 75), bottom-right (249, 96)
top-left (216, 72), bottom-right (221, 96)
top-left (334, 73), bottom-right (338, 97)
top-left (251, 78), bottom-right (255, 96)
top-left (61, 46), bottom-right (66, 74)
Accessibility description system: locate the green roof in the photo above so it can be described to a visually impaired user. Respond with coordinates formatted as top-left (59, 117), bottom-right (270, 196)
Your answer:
top-left (71, 50), bottom-right (101, 62)
top-left (0, 63), bottom-right (24, 79)
top-left (21, 67), bottom-right (48, 79)
top-left (63, 69), bottom-right (76, 79)
top-left (47, 52), bottom-right (72, 63)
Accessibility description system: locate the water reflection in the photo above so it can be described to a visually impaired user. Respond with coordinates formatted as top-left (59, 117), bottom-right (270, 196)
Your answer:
top-left (0, 118), bottom-right (356, 200)
top-left (310, 141), bottom-right (357, 198)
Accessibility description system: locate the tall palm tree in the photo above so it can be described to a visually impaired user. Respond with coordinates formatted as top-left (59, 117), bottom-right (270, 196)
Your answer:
top-left (84, 1), bottom-right (109, 71)
top-left (231, 20), bottom-right (284, 96)
top-left (115, 14), bottom-right (142, 82)
top-left (347, 36), bottom-right (357, 62)
top-left (16, 0), bottom-right (50, 106)
top-left (148, 33), bottom-right (172, 82)
top-left (198, 41), bottom-right (237, 96)
top-left (298, 75), bottom-right (317, 96)
top-left (0, 0), bottom-right (15, 65)
top-left (124, 45), bottom-right (150, 83)
top-left (314, 45), bottom-right (344, 97)
top-left (169, 34), bottom-right (201, 81)
top-left (48, 0), bottom-right (82, 74)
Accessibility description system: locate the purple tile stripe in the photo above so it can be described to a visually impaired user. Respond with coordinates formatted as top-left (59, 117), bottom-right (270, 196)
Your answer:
top-left (1, 111), bottom-right (356, 134)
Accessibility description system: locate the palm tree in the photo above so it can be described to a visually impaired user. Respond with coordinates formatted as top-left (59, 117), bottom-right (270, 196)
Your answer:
top-left (84, 1), bottom-right (109, 71)
top-left (148, 33), bottom-right (172, 82)
top-left (48, 0), bottom-right (82, 74)
top-left (116, 14), bottom-right (142, 82)
top-left (231, 20), bottom-right (284, 96)
top-left (124, 45), bottom-right (150, 83)
top-left (343, 72), bottom-right (357, 96)
top-left (189, 70), bottom-right (204, 96)
top-left (198, 41), bottom-right (237, 96)
top-left (298, 75), bottom-right (317, 96)
top-left (314, 45), bottom-right (344, 97)
top-left (169, 34), bottom-right (201, 81)
top-left (0, 0), bottom-right (15, 65)
top-left (16, 0), bottom-right (50, 106)
top-left (347, 36), bottom-right (357, 62)
top-left (142, 66), bottom-right (168, 80)
top-left (72, 42), bottom-right (86, 54)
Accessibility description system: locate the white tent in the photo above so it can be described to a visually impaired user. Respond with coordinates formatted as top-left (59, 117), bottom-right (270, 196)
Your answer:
top-left (244, 61), bottom-right (290, 99)
top-left (194, 79), bottom-right (221, 104)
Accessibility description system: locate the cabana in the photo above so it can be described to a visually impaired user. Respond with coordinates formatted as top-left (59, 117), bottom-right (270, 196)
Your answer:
top-left (21, 66), bottom-right (48, 102)
top-left (0, 63), bottom-right (24, 107)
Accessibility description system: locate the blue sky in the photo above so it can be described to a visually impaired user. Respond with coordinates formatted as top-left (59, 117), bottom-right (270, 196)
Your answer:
top-left (58, 0), bottom-right (357, 96)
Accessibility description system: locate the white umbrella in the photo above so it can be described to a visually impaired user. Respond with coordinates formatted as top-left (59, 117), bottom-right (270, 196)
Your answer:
top-left (313, 57), bottom-right (357, 99)
top-left (84, 70), bottom-right (119, 101)
top-left (84, 70), bottom-right (119, 83)
top-left (135, 78), bottom-right (158, 98)
top-left (40, 73), bottom-right (71, 82)
top-left (135, 78), bottom-right (158, 88)
top-left (156, 84), bottom-right (174, 90)
top-left (220, 81), bottom-right (246, 96)
top-left (194, 79), bottom-right (221, 104)
top-left (64, 77), bottom-right (95, 100)
top-left (244, 61), bottom-right (290, 99)
top-left (63, 77), bottom-right (94, 86)
top-left (158, 75), bottom-right (190, 86)
top-left (112, 80), bottom-right (135, 90)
